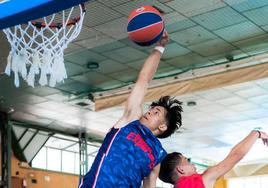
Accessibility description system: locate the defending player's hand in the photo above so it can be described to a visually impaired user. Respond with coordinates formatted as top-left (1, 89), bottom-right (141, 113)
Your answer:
top-left (259, 131), bottom-right (268, 146)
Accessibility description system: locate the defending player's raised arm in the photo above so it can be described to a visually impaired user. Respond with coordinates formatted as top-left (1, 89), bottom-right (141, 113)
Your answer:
top-left (202, 131), bottom-right (268, 187)
top-left (122, 33), bottom-right (169, 121)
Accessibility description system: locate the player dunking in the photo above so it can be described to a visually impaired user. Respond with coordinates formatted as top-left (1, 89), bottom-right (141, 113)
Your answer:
top-left (79, 33), bottom-right (183, 187)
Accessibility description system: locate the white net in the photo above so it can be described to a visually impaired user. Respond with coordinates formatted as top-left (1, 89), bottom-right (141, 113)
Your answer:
top-left (3, 4), bottom-right (85, 87)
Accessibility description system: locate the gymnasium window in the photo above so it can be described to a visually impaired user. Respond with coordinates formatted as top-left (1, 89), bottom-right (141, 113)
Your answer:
top-left (31, 147), bottom-right (46, 169)
top-left (31, 134), bottom-right (100, 175)
top-left (62, 151), bottom-right (75, 173)
top-left (47, 148), bottom-right (61, 171)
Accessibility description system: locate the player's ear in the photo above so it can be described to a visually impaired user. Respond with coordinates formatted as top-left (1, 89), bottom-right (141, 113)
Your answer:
top-left (158, 123), bottom-right (167, 133)
top-left (176, 166), bottom-right (184, 175)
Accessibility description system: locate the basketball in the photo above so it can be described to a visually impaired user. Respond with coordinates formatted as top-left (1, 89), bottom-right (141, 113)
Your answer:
top-left (127, 6), bottom-right (165, 46)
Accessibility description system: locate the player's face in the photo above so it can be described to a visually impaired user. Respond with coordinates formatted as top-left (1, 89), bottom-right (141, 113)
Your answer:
top-left (141, 106), bottom-right (167, 130)
top-left (179, 155), bottom-right (197, 175)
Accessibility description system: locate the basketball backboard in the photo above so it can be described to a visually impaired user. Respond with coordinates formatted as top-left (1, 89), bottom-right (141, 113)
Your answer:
top-left (0, 0), bottom-right (88, 30)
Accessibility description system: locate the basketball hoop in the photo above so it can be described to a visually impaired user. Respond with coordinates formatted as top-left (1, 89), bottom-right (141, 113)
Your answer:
top-left (3, 4), bottom-right (85, 87)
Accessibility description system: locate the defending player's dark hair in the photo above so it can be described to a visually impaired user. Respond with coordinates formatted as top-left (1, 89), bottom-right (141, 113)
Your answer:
top-left (159, 152), bottom-right (182, 184)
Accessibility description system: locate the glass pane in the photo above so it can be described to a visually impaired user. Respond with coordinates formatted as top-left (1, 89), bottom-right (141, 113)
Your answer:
top-left (19, 130), bottom-right (35, 149)
top-left (13, 126), bottom-right (26, 140)
top-left (45, 137), bottom-right (76, 149)
top-left (75, 153), bottom-right (80, 175)
top-left (66, 143), bottom-right (79, 153)
top-left (24, 133), bottom-right (49, 162)
top-left (88, 156), bottom-right (95, 170)
top-left (244, 177), bottom-right (260, 188)
top-left (260, 175), bottom-right (268, 188)
top-left (228, 178), bottom-right (244, 188)
top-left (62, 151), bottom-right (75, 174)
top-left (31, 147), bottom-right (46, 169)
top-left (87, 145), bottom-right (99, 155)
top-left (47, 148), bottom-right (61, 171)
top-left (228, 176), bottom-right (268, 188)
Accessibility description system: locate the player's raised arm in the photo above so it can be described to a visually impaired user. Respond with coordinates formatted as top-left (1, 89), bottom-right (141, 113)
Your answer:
top-left (115, 33), bottom-right (169, 127)
top-left (202, 131), bottom-right (268, 187)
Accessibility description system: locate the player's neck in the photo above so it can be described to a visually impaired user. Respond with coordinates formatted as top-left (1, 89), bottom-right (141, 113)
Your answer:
top-left (139, 119), bottom-right (159, 136)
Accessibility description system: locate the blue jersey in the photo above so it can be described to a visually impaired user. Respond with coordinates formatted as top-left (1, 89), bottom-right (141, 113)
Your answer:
top-left (79, 120), bottom-right (167, 188)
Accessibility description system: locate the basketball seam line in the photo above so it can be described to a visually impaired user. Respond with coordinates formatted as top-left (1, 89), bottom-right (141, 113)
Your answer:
top-left (127, 11), bottom-right (162, 24)
top-left (127, 20), bottom-right (164, 34)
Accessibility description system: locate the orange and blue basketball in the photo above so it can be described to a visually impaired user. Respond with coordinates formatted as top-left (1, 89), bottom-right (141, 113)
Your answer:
top-left (127, 6), bottom-right (165, 46)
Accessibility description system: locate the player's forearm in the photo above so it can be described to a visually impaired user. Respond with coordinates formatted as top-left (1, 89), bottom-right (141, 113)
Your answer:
top-left (123, 34), bottom-right (167, 114)
top-left (122, 49), bottom-right (163, 116)
top-left (229, 131), bottom-right (259, 159)
top-left (137, 49), bottom-right (162, 84)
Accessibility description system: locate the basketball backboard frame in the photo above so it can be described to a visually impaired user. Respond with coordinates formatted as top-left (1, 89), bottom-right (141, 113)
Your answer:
top-left (0, 0), bottom-right (89, 30)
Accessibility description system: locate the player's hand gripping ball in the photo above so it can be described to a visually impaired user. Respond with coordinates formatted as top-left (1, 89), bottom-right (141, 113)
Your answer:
top-left (127, 6), bottom-right (165, 46)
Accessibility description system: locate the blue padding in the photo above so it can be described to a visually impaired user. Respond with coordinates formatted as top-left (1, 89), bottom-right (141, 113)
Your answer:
top-left (135, 27), bottom-right (164, 46)
top-left (0, 0), bottom-right (89, 30)
top-left (127, 13), bottom-right (162, 32)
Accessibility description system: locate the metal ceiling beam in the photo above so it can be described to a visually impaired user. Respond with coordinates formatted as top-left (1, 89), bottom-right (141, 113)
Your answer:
top-left (12, 120), bottom-right (104, 143)
top-left (12, 121), bottom-right (69, 136)
top-left (62, 142), bottom-right (78, 150)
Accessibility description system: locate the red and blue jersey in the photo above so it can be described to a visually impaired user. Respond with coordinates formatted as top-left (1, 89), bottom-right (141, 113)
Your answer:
top-left (79, 120), bottom-right (167, 188)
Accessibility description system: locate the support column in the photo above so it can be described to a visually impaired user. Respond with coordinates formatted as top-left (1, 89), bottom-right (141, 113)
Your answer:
top-left (79, 132), bottom-right (88, 178)
top-left (0, 112), bottom-right (11, 188)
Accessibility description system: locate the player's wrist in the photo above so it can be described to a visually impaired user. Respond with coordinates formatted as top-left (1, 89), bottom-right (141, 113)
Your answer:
top-left (154, 46), bottom-right (165, 54)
